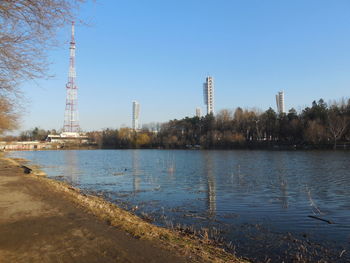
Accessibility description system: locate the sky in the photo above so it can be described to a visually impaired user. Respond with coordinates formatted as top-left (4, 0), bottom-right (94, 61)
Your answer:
top-left (18, 0), bottom-right (350, 132)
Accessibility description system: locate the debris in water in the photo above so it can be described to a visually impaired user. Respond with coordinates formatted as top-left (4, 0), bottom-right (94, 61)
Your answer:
top-left (308, 215), bottom-right (334, 224)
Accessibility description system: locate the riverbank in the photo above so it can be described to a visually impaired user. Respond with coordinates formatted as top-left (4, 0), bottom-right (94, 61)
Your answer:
top-left (0, 154), bottom-right (246, 263)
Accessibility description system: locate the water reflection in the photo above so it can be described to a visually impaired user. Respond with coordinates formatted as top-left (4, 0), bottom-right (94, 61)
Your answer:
top-left (275, 154), bottom-right (289, 209)
top-left (132, 150), bottom-right (141, 193)
top-left (63, 150), bottom-right (80, 184)
top-left (202, 151), bottom-right (216, 217)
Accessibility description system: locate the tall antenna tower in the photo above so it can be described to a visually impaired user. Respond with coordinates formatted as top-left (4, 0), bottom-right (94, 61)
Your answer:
top-left (63, 21), bottom-right (80, 133)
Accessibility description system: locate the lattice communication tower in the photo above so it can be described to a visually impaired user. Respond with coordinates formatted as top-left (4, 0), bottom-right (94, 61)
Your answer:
top-left (63, 22), bottom-right (80, 133)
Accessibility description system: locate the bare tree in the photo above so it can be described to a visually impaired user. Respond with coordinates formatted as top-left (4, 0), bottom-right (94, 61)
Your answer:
top-left (304, 120), bottom-right (327, 144)
top-left (0, 96), bottom-right (18, 134)
top-left (327, 108), bottom-right (349, 149)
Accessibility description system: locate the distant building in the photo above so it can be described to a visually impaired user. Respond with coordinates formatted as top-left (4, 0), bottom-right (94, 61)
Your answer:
top-left (47, 132), bottom-right (89, 143)
top-left (195, 107), bottom-right (201, 118)
top-left (132, 101), bottom-right (140, 130)
top-left (275, 91), bottom-right (285, 114)
top-left (203, 76), bottom-right (214, 115)
top-left (0, 141), bottom-right (53, 150)
top-left (142, 122), bottom-right (161, 133)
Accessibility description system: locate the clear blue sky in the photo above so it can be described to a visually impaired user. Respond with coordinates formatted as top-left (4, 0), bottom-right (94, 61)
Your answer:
top-left (19, 0), bottom-right (350, 132)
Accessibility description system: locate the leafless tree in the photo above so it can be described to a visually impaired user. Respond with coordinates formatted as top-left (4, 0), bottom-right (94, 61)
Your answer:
top-left (0, 96), bottom-right (18, 134)
top-left (327, 106), bottom-right (349, 149)
top-left (304, 120), bottom-right (327, 144)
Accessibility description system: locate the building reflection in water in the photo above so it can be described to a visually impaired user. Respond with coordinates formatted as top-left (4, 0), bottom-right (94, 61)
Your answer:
top-left (63, 150), bottom-right (80, 184)
top-left (202, 152), bottom-right (216, 217)
top-left (274, 154), bottom-right (289, 209)
top-left (132, 150), bottom-right (141, 194)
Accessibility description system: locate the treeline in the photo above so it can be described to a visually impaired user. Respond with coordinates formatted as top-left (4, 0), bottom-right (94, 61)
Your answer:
top-left (6, 98), bottom-right (350, 150)
top-left (0, 127), bottom-right (58, 142)
top-left (86, 128), bottom-right (156, 149)
top-left (86, 98), bottom-right (350, 150)
top-left (20, 128), bottom-right (58, 141)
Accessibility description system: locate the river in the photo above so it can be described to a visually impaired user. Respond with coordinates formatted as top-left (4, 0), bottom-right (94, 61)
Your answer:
top-left (9, 149), bottom-right (350, 262)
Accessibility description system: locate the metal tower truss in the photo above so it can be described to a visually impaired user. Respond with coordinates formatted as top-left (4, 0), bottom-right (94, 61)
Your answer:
top-left (63, 22), bottom-right (80, 133)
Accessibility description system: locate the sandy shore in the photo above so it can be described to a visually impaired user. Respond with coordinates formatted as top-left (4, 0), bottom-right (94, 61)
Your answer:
top-left (0, 154), bottom-right (246, 263)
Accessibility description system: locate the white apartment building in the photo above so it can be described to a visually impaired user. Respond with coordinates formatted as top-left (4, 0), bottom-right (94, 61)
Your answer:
top-left (132, 101), bottom-right (140, 130)
top-left (195, 107), bottom-right (202, 118)
top-left (276, 91), bottom-right (285, 114)
top-left (203, 76), bottom-right (214, 115)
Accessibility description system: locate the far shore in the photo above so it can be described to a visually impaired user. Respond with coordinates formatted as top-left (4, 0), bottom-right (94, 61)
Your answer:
top-left (2, 140), bottom-right (350, 152)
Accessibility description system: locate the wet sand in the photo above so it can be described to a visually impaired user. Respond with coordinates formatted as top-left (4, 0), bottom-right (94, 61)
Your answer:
top-left (0, 156), bottom-right (244, 263)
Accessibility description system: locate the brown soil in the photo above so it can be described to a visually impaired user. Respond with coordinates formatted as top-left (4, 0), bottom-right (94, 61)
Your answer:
top-left (0, 157), bottom-right (189, 263)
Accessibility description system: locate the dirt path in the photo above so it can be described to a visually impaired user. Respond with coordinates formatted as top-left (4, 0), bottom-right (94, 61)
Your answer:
top-left (0, 158), bottom-right (189, 263)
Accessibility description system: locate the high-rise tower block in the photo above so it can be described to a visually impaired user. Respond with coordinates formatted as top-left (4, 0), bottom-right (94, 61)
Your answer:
top-left (203, 76), bottom-right (214, 115)
top-left (195, 107), bottom-right (202, 118)
top-left (276, 91), bottom-right (285, 114)
top-left (132, 101), bottom-right (140, 130)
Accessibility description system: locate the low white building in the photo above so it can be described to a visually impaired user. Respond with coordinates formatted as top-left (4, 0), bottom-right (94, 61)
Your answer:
top-left (47, 132), bottom-right (89, 143)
